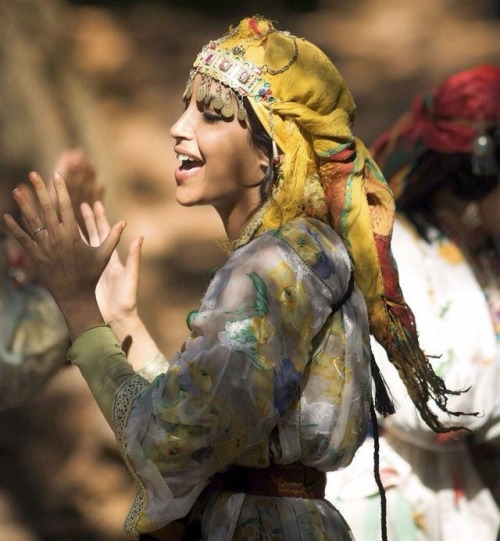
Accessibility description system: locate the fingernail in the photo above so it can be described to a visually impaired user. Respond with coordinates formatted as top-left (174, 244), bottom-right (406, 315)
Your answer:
top-left (53, 172), bottom-right (61, 180)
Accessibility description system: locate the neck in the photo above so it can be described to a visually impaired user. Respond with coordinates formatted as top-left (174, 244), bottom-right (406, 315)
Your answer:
top-left (217, 196), bottom-right (263, 242)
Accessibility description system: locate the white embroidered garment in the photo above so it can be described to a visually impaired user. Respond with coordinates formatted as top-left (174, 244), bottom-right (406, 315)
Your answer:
top-left (327, 216), bottom-right (500, 541)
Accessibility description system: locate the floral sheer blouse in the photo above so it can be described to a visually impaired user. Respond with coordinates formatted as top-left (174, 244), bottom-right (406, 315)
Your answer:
top-left (69, 217), bottom-right (372, 537)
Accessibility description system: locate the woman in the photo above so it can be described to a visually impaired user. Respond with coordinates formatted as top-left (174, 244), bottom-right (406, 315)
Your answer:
top-left (327, 65), bottom-right (500, 541)
top-left (3, 17), bottom-right (467, 541)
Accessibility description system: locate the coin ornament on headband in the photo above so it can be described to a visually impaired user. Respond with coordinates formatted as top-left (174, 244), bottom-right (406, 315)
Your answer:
top-left (184, 33), bottom-right (299, 122)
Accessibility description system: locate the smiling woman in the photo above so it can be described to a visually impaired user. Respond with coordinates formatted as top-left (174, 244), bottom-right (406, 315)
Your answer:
top-left (3, 15), bottom-right (469, 541)
top-left (171, 78), bottom-right (268, 226)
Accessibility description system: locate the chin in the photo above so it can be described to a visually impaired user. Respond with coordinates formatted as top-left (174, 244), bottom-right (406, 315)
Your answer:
top-left (175, 188), bottom-right (199, 207)
top-left (175, 187), bottom-right (213, 208)
top-left (176, 197), bottom-right (197, 208)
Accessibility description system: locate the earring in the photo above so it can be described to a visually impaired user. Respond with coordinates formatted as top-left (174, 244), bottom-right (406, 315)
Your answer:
top-left (268, 103), bottom-right (281, 165)
top-left (471, 130), bottom-right (497, 177)
top-left (237, 94), bottom-right (247, 121)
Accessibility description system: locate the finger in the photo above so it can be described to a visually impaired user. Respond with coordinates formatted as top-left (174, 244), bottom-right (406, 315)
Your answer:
top-left (95, 220), bottom-right (127, 269)
top-left (29, 171), bottom-right (61, 232)
top-left (93, 201), bottom-right (123, 266)
top-left (3, 214), bottom-right (36, 254)
top-left (17, 184), bottom-right (40, 233)
top-left (17, 183), bottom-right (38, 209)
top-left (12, 184), bottom-right (46, 236)
top-left (93, 201), bottom-right (111, 241)
top-left (52, 172), bottom-right (79, 234)
top-left (80, 202), bottom-right (101, 247)
top-left (53, 149), bottom-right (72, 179)
top-left (124, 236), bottom-right (144, 292)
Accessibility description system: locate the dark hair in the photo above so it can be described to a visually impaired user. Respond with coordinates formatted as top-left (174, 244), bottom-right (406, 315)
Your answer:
top-left (400, 148), bottom-right (499, 213)
top-left (398, 146), bottom-right (499, 242)
top-left (243, 97), bottom-right (281, 201)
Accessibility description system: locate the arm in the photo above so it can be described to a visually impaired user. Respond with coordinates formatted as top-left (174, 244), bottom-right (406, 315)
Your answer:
top-left (81, 200), bottom-right (164, 373)
top-left (69, 232), bottom-right (337, 535)
top-left (0, 149), bottom-right (108, 409)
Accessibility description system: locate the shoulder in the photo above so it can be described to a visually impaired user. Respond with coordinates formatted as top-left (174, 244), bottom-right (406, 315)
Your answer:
top-left (233, 217), bottom-right (352, 299)
top-left (267, 217), bottom-right (351, 278)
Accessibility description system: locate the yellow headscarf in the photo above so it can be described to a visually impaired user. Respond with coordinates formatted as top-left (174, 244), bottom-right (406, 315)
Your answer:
top-left (186, 16), bottom-right (466, 431)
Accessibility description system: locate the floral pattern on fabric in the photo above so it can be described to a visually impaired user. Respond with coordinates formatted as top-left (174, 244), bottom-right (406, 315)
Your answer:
top-left (113, 217), bottom-right (372, 538)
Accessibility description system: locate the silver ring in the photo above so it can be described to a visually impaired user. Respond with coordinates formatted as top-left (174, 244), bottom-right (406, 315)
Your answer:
top-left (32, 226), bottom-right (47, 235)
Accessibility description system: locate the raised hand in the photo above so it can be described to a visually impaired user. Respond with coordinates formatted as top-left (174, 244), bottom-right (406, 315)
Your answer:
top-left (52, 148), bottom-right (104, 233)
top-left (81, 200), bottom-right (163, 371)
top-left (81, 200), bottom-right (142, 326)
top-left (1, 148), bottom-right (103, 286)
top-left (3, 171), bottom-right (125, 339)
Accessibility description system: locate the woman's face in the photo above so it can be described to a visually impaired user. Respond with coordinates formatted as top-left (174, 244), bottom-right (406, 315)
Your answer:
top-left (170, 76), bottom-right (268, 218)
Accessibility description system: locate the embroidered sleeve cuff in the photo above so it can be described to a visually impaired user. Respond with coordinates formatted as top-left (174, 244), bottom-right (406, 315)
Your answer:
top-left (138, 351), bottom-right (170, 382)
top-left (68, 324), bottom-right (136, 426)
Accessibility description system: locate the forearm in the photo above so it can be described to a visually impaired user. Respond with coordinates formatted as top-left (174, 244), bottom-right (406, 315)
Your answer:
top-left (108, 313), bottom-right (165, 372)
top-left (68, 324), bottom-right (136, 425)
top-left (59, 296), bottom-right (106, 342)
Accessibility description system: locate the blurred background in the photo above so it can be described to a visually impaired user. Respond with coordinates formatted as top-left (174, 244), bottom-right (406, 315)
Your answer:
top-left (0, 0), bottom-right (498, 539)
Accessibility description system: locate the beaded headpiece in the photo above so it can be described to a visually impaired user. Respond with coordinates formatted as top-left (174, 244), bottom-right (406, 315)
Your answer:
top-left (185, 16), bottom-right (467, 433)
top-left (184, 21), bottom-right (299, 162)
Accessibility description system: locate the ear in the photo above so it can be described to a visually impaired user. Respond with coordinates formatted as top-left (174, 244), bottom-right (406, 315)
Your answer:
top-left (256, 147), bottom-right (271, 175)
top-left (244, 149), bottom-right (273, 189)
top-left (258, 161), bottom-right (269, 178)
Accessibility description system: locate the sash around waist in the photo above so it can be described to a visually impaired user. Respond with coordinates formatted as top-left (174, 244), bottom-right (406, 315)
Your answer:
top-left (207, 461), bottom-right (327, 499)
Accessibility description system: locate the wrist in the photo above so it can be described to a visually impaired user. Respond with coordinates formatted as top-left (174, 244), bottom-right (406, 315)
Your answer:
top-left (59, 297), bottom-right (105, 341)
top-left (108, 311), bottom-right (142, 341)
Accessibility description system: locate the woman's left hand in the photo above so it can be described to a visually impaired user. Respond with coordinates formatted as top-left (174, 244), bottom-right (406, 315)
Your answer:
top-left (3, 171), bottom-right (125, 338)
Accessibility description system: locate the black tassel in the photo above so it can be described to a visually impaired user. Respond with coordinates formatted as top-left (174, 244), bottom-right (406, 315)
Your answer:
top-left (370, 352), bottom-right (396, 417)
top-left (370, 400), bottom-right (389, 541)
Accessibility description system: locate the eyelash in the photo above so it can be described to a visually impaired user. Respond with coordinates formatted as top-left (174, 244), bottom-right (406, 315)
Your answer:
top-left (202, 111), bottom-right (222, 124)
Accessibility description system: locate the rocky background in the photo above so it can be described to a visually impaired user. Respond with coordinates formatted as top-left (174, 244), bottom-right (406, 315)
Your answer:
top-left (0, 0), bottom-right (499, 539)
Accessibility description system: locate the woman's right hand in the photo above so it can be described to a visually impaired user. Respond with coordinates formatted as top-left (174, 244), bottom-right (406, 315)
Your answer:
top-left (82, 201), bottom-right (162, 371)
top-left (81, 200), bottom-right (143, 327)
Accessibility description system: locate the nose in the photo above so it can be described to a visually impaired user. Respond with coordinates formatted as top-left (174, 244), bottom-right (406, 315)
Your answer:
top-left (170, 105), bottom-right (194, 141)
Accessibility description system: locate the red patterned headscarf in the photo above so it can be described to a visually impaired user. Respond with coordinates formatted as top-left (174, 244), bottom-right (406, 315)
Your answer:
top-left (372, 65), bottom-right (500, 204)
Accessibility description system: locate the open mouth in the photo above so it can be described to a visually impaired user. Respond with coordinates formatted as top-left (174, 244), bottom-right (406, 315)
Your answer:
top-left (177, 153), bottom-right (203, 170)
top-left (181, 160), bottom-right (202, 170)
